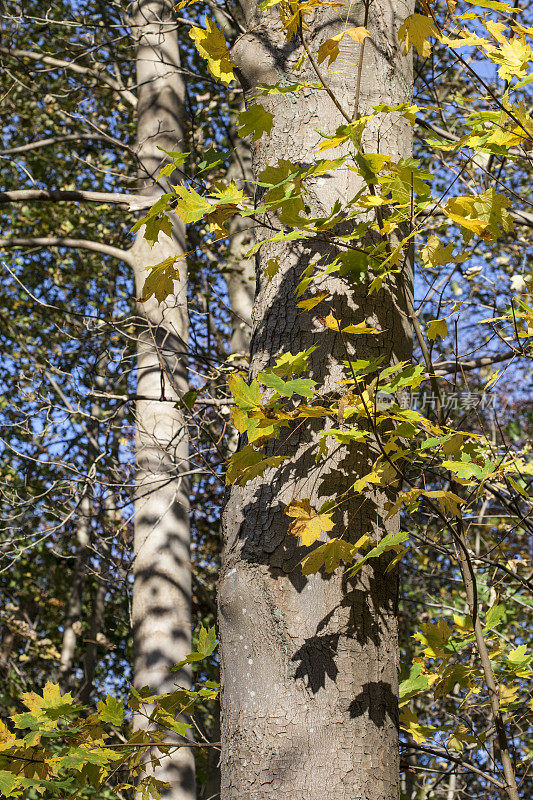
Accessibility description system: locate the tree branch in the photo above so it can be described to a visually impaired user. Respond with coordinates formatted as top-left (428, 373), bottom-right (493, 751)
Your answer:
top-left (510, 207), bottom-right (533, 227)
top-left (403, 742), bottom-right (506, 790)
top-left (86, 391), bottom-right (234, 407)
top-left (0, 189), bottom-right (150, 210)
top-left (0, 46), bottom-right (137, 107)
top-left (433, 350), bottom-right (517, 377)
top-left (0, 133), bottom-right (134, 157)
top-left (0, 236), bottom-right (133, 265)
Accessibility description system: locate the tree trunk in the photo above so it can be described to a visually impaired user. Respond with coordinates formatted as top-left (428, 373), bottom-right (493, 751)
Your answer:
top-left (218, 2), bottom-right (414, 799)
top-left (58, 493), bottom-right (91, 685)
top-left (79, 578), bottom-right (106, 706)
top-left (226, 137), bottom-right (255, 357)
top-left (226, 226), bottom-right (255, 356)
top-left (130, 2), bottom-right (195, 799)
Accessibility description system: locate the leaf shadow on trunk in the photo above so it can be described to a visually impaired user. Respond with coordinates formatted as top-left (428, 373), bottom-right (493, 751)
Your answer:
top-left (225, 238), bottom-right (407, 711)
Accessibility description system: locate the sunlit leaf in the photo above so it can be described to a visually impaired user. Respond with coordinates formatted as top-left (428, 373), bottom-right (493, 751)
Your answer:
top-left (189, 17), bottom-right (235, 84)
top-left (398, 13), bottom-right (438, 57)
top-left (285, 498), bottom-right (334, 546)
top-left (427, 318), bottom-right (448, 341)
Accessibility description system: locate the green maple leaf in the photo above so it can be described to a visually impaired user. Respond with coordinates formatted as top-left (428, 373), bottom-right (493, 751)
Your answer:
top-left (174, 185), bottom-right (212, 224)
top-left (238, 104), bottom-right (274, 142)
top-left (197, 625), bottom-right (217, 657)
top-left (97, 695), bottom-right (124, 727)
top-left (258, 159), bottom-right (305, 224)
top-left (197, 146), bottom-right (229, 173)
top-left (226, 445), bottom-right (285, 486)
top-left (271, 348), bottom-right (317, 377)
top-left (415, 619), bottom-right (454, 658)
top-left (399, 663), bottom-right (430, 706)
top-left (228, 375), bottom-right (261, 410)
top-left (259, 371), bottom-right (316, 398)
top-left (0, 770), bottom-right (26, 797)
top-left (141, 257), bottom-right (180, 304)
top-left (300, 538), bottom-right (355, 575)
top-left (144, 213), bottom-right (172, 247)
top-left (348, 530), bottom-right (409, 576)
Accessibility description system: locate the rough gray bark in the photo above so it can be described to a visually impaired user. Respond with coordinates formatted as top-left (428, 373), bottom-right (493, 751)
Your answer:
top-left (201, 697), bottom-right (221, 800)
top-left (226, 137), bottom-right (255, 357)
top-left (218, 2), bottom-right (414, 799)
top-left (130, 2), bottom-right (195, 798)
top-left (226, 223), bottom-right (255, 356)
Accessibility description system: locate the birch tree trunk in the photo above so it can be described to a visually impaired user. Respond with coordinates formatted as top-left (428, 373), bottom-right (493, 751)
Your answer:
top-left (218, 2), bottom-right (414, 798)
top-left (130, 2), bottom-right (195, 798)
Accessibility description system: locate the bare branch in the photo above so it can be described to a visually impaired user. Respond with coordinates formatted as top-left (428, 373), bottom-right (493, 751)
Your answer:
top-left (86, 391), bottom-right (234, 407)
top-left (0, 133), bottom-right (134, 157)
top-left (0, 189), bottom-right (150, 211)
top-left (0, 46), bottom-right (137, 107)
top-left (434, 350), bottom-right (517, 377)
top-left (403, 742), bottom-right (505, 790)
top-left (511, 207), bottom-right (533, 227)
top-left (0, 236), bottom-right (133, 264)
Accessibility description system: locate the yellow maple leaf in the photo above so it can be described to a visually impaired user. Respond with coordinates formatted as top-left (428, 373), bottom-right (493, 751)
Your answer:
top-left (427, 318), bottom-right (448, 342)
top-left (318, 36), bottom-right (342, 66)
top-left (499, 683), bottom-right (519, 706)
top-left (439, 30), bottom-right (487, 49)
top-left (443, 196), bottom-right (490, 239)
top-left (345, 27), bottom-right (370, 44)
top-left (320, 314), bottom-right (379, 335)
top-left (484, 19), bottom-right (508, 44)
top-left (448, 723), bottom-right (477, 752)
top-left (485, 36), bottom-right (532, 82)
top-left (400, 707), bottom-right (435, 744)
top-left (398, 13), bottom-right (438, 57)
top-left (285, 498), bottom-right (334, 546)
top-left (343, 322), bottom-right (381, 334)
top-left (443, 191), bottom-right (513, 241)
top-left (321, 312), bottom-right (341, 331)
top-left (0, 719), bottom-right (16, 751)
top-left (189, 17), bottom-right (235, 85)
top-left (317, 27), bottom-right (370, 66)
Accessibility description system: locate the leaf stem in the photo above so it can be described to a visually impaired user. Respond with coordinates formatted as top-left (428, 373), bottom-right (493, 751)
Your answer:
top-left (352, 0), bottom-right (371, 120)
top-left (298, 19), bottom-right (352, 123)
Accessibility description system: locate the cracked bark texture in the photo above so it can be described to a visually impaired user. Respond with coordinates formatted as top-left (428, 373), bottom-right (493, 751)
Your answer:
top-left (219, 2), bottom-right (413, 798)
top-left (226, 136), bottom-right (255, 357)
top-left (130, 2), bottom-right (194, 798)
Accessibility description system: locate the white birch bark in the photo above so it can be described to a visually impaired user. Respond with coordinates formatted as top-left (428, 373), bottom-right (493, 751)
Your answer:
top-left (130, 2), bottom-right (195, 798)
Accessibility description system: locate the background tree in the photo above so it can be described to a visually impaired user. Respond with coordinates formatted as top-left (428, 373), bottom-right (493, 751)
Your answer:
top-left (0, 1), bottom-right (248, 796)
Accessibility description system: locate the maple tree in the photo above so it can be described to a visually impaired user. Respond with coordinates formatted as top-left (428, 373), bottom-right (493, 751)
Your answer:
top-left (0, 0), bottom-right (532, 799)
